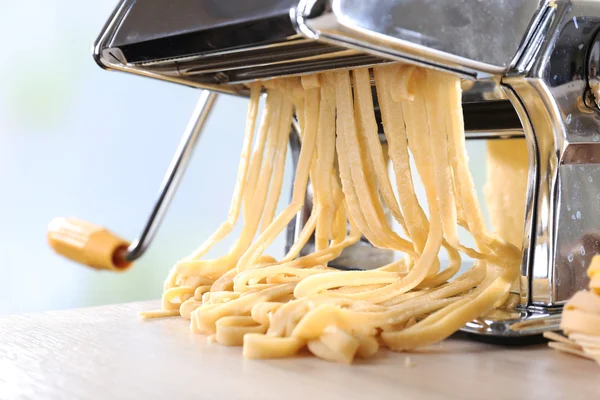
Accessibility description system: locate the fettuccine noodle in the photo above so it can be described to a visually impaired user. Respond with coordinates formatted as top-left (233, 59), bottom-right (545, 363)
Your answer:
top-left (141, 64), bottom-right (521, 363)
top-left (545, 255), bottom-right (600, 366)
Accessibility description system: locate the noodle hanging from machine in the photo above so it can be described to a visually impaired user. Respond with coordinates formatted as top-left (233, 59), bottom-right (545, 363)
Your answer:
top-left (141, 64), bottom-right (521, 363)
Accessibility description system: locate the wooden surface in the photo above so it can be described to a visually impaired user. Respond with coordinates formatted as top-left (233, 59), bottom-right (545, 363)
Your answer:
top-left (0, 301), bottom-right (597, 400)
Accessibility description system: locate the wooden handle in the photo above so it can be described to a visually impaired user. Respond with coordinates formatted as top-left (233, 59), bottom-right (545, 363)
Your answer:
top-left (47, 217), bottom-right (132, 271)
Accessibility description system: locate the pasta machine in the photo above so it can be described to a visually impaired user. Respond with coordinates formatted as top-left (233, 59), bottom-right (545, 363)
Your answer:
top-left (64, 0), bottom-right (600, 337)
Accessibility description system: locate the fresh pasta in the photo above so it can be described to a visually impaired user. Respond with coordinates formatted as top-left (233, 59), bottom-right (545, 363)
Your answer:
top-left (484, 139), bottom-right (528, 248)
top-left (141, 64), bottom-right (521, 363)
top-left (545, 255), bottom-right (600, 366)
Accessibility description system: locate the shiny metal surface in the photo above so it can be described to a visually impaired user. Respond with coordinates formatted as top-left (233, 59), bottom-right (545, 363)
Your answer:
top-left (503, 0), bottom-right (600, 306)
top-left (555, 164), bottom-right (600, 300)
top-left (466, 130), bottom-right (525, 140)
top-left (462, 306), bottom-right (561, 336)
top-left (510, 4), bottom-right (556, 75)
top-left (109, 0), bottom-right (299, 54)
top-left (587, 29), bottom-right (600, 108)
top-left (298, 0), bottom-right (546, 78)
top-left (124, 91), bottom-right (217, 262)
top-left (93, 1), bottom-right (239, 95)
top-left (462, 79), bottom-right (508, 102)
top-left (93, 0), bottom-right (388, 94)
top-left (502, 87), bottom-right (539, 307)
top-left (93, 0), bottom-right (546, 92)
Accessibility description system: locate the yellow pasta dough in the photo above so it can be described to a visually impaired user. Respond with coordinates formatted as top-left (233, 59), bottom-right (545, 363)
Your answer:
top-left (545, 255), bottom-right (600, 366)
top-left (484, 139), bottom-right (528, 248)
top-left (141, 65), bottom-right (521, 363)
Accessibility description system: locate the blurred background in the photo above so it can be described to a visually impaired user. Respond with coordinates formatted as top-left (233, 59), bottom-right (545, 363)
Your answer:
top-left (0, 0), bottom-right (488, 316)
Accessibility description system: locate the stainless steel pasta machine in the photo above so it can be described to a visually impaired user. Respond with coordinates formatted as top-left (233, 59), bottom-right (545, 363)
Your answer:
top-left (76, 0), bottom-right (600, 337)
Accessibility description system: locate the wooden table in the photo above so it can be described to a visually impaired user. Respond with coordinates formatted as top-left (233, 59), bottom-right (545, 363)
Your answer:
top-left (0, 301), bottom-right (597, 400)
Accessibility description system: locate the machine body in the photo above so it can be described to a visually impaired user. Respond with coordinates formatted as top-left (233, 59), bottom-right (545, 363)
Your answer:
top-left (84, 0), bottom-right (600, 336)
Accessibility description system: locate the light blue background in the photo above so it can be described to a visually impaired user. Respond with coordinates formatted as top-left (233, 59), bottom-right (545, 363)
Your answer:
top-left (0, 0), bottom-right (488, 316)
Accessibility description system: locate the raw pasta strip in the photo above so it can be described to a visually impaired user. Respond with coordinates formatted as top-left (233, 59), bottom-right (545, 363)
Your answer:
top-left (353, 68), bottom-right (409, 235)
top-left (379, 67), bottom-right (463, 287)
top-left (189, 83), bottom-right (261, 260)
top-left (375, 66), bottom-right (428, 254)
top-left (445, 74), bottom-right (520, 262)
top-left (335, 70), bottom-right (414, 254)
top-left (260, 94), bottom-right (294, 232)
top-left (382, 268), bottom-right (515, 350)
top-left (426, 71), bottom-right (484, 259)
top-left (236, 78), bottom-right (320, 271)
top-left (171, 88), bottom-right (282, 284)
top-left (314, 79), bottom-right (338, 239)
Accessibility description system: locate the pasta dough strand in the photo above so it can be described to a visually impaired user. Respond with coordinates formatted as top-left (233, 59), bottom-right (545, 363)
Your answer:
top-left (145, 65), bottom-right (522, 364)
